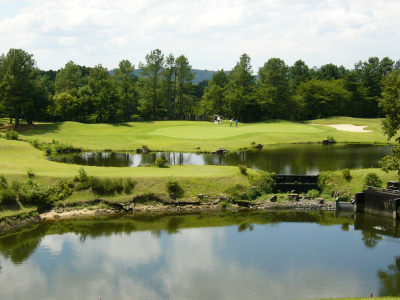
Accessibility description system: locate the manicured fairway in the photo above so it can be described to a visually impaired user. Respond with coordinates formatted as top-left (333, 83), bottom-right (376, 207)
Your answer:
top-left (2, 117), bottom-right (393, 152)
top-left (0, 138), bottom-right (243, 180)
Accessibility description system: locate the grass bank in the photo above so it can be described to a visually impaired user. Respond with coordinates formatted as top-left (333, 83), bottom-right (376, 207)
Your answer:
top-left (0, 117), bottom-right (394, 152)
top-left (0, 117), bottom-right (399, 219)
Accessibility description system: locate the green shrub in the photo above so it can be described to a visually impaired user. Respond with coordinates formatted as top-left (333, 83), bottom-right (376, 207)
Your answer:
top-left (0, 174), bottom-right (6, 184)
top-left (11, 181), bottom-right (21, 192)
top-left (29, 139), bottom-right (42, 149)
top-left (238, 165), bottom-right (247, 175)
top-left (89, 177), bottom-right (123, 194)
top-left (75, 168), bottom-right (89, 182)
top-left (225, 183), bottom-right (248, 197)
top-left (155, 153), bottom-right (169, 168)
top-left (250, 141), bottom-right (256, 146)
top-left (114, 178), bottom-right (124, 193)
top-left (166, 177), bottom-right (181, 193)
top-left (0, 189), bottom-right (17, 205)
top-left (306, 189), bottom-right (320, 198)
top-left (18, 179), bottom-right (72, 205)
top-left (364, 172), bottom-right (383, 187)
top-left (327, 135), bottom-right (335, 142)
top-left (342, 168), bottom-right (351, 179)
top-left (318, 171), bottom-right (332, 190)
top-left (0, 174), bottom-right (7, 190)
top-left (320, 192), bottom-right (333, 200)
top-left (123, 178), bottom-right (137, 194)
top-left (250, 171), bottom-right (276, 194)
top-left (27, 168), bottom-right (35, 178)
top-left (4, 129), bottom-right (19, 140)
top-left (141, 144), bottom-right (147, 149)
top-left (98, 203), bottom-right (111, 209)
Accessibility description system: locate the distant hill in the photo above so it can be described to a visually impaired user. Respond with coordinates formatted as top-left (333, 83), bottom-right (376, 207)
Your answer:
top-left (109, 68), bottom-right (219, 84)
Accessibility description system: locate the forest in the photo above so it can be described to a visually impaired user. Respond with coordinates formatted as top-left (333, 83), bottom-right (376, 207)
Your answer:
top-left (1, 48), bottom-right (399, 128)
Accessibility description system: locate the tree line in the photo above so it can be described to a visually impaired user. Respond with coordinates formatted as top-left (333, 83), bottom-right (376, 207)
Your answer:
top-left (0, 48), bottom-right (399, 128)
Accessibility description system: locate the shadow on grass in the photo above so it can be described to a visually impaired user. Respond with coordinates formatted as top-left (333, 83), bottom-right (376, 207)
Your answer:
top-left (109, 122), bottom-right (134, 128)
top-left (8, 122), bottom-right (64, 137)
top-left (260, 119), bottom-right (288, 124)
top-left (0, 203), bottom-right (23, 213)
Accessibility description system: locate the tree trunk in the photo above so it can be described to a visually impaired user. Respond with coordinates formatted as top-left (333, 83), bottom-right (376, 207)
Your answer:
top-left (15, 108), bottom-right (19, 129)
top-left (173, 71), bottom-right (177, 117)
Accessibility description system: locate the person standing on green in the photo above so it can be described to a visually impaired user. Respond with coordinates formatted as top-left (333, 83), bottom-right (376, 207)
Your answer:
top-left (235, 119), bottom-right (238, 128)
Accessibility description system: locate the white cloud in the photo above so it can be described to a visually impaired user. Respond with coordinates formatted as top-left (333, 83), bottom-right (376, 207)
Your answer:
top-left (0, 0), bottom-right (399, 71)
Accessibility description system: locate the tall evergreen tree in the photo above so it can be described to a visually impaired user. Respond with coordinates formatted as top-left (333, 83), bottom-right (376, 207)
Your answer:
top-left (0, 48), bottom-right (36, 129)
top-left (226, 54), bottom-right (256, 121)
top-left (138, 49), bottom-right (164, 118)
top-left (175, 55), bottom-right (195, 118)
top-left (258, 58), bottom-right (290, 119)
top-left (114, 59), bottom-right (137, 122)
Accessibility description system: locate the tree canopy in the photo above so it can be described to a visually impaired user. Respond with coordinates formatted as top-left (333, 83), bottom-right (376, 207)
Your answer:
top-left (1, 47), bottom-right (399, 125)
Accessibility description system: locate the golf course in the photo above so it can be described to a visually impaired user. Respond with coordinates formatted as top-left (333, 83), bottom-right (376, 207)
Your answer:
top-left (0, 116), bottom-right (398, 212)
top-left (1, 117), bottom-right (400, 300)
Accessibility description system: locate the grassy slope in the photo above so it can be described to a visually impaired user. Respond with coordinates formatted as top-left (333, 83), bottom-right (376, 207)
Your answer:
top-left (1, 117), bottom-right (393, 153)
top-left (0, 117), bottom-right (398, 208)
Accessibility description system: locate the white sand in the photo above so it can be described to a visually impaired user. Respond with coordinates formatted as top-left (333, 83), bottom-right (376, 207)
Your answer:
top-left (311, 123), bottom-right (373, 132)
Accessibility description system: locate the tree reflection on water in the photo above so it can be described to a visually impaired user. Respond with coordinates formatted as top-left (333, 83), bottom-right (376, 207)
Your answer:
top-left (378, 256), bottom-right (400, 297)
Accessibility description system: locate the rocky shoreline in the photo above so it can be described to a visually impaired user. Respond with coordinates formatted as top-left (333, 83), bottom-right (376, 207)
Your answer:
top-left (0, 196), bottom-right (338, 234)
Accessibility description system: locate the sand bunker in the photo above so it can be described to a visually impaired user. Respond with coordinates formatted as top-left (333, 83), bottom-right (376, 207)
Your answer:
top-left (310, 123), bottom-right (373, 132)
top-left (325, 124), bottom-right (373, 132)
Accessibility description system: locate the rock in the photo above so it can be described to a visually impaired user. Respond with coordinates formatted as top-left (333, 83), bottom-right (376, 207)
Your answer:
top-left (196, 146), bottom-right (200, 149)
top-left (289, 194), bottom-right (299, 201)
top-left (318, 198), bottom-right (324, 204)
top-left (322, 139), bottom-right (335, 144)
top-left (254, 144), bottom-right (263, 149)
top-left (220, 196), bottom-right (227, 201)
top-left (197, 194), bottom-right (203, 200)
top-left (136, 148), bottom-right (143, 153)
top-left (169, 193), bottom-right (176, 200)
top-left (251, 186), bottom-right (257, 190)
top-left (144, 164), bottom-right (150, 167)
top-left (53, 214), bottom-right (60, 219)
top-left (291, 190), bottom-right (296, 193)
top-left (215, 149), bottom-right (226, 155)
top-left (269, 195), bottom-right (277, 202)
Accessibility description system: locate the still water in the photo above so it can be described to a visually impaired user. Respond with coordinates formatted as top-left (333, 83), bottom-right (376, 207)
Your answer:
top-left (50, 144), bottom-right (393, 175)
top-left (0, 211), bottom-right (399, 300)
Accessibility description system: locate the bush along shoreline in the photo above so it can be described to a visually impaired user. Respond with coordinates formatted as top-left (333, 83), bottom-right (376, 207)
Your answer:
top-left (0, 167), bottom-right (345, 234)
top-left (1, 165), bottom-right (390, 234)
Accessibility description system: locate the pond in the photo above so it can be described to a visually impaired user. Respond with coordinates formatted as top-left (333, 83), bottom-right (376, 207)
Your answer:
top-left (49, 144), bottom-right (393, 174)
top-left (0, 211), bottom-right (399, 300)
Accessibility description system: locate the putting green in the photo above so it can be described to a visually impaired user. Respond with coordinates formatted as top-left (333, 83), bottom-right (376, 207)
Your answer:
top-left (149, 123), bottom-right (324, 139)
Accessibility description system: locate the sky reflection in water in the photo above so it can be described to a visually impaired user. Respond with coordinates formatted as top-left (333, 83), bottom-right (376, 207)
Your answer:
top-left (1, 211), bottom-right (400, 299)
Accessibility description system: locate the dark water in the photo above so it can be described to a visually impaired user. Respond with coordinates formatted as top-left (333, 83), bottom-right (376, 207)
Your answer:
top-left (50, 144), bottom-right (393, 174)
top-left (0, 211), bottom-right (399, 300)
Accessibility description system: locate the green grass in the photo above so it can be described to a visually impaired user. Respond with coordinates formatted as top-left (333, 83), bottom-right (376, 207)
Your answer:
top-left (1, 117), bottom-right (394, 153)
top-left (0, 117), bottom-right (399, 219)
top-left (319, 168), bottom-right (398, 200)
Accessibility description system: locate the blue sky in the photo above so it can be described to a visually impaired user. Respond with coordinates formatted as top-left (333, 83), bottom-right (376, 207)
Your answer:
top-left (0, 0), bottom-right (399, 72)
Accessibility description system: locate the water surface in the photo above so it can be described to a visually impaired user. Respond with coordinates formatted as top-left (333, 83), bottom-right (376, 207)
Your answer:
top-left (0, 211), bottom-right (399, 300)
top-left (50, 144), bottom-right (393, 174)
